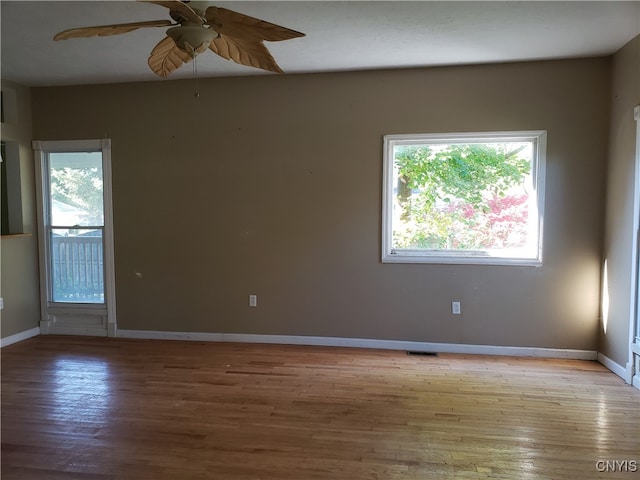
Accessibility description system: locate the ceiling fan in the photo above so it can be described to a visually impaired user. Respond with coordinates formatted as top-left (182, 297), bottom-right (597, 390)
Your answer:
top-left (53, 0), bottom-right (305, 78)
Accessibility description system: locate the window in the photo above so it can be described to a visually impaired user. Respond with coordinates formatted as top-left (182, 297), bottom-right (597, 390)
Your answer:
top-left (382, 131), bottom-right (546, 265)
top-left (47, 150), bottom-right (105, 303)
top-left (33, 139), bottom-right (117, 336)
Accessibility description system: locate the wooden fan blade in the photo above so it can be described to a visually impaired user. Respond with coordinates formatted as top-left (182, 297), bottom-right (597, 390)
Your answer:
top-left (148, 36), bottom-right (193, 78)
top-left (54, 20), bottom-right (173, 40)
top-left (205, 7), bottom-right (305, 42)
top-left (208, 35), bottom-right (283, 74)
top-left (141, 1), bottom-right (203, 24)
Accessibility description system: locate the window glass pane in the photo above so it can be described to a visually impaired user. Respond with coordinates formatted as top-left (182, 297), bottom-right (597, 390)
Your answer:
top-left (50, 152), bottom-right (104, 226)
top-left (392, 141), bottom-right (534, 254)
top-left (50, 228), bottom-right (104, 303)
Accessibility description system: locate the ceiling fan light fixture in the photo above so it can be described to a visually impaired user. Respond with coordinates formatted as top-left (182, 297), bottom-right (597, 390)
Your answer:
top-left (167, 24), bottom-right (218, 56)
top-left (53, 2), bottom-right (305, 77)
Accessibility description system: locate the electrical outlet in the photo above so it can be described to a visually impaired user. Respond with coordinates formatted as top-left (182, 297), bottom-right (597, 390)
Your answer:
top-left (249, 295), bottom-right (257, 307)
top-left (0, 297), bottom-right (3, 310)
top-left (452, 301), bottom-right (461, 315)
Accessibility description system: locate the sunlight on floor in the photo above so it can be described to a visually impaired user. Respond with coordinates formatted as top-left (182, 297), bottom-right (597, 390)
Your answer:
top-left (52, 357), bottom-right (111, 423)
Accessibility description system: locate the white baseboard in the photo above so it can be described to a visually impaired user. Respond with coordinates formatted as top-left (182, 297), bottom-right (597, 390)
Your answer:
top-left (0, 326), bottom-right (40, 348)
top-left (0, 327), bottom-right (626, 377)
top-left (597, 352), bottom-right (631, 382)
top-left (117, 329), bottom-right (598, 360)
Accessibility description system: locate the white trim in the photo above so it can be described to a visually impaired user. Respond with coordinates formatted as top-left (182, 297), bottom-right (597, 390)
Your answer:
top-left (629, 106), bottom-right (640, 388)
top-left (101, 139), bottom-right (117, 337)
top-left (597, 352), bottom-right (631, 382)
top-left (33, 147), bottom-right (49, 331)
top-left (117, 330), bottom-right (597, 360)
top-left (108, 323), bottom-right (117, 337)
top-left (0, 327), bottom-right (40, 348)
top-left (39, 325), bottom-right (108, 337)
top-left (39, 320), bottom-right (50, 335)
top-left (32, 139), bottom-right (105, 153)
top-left (32, 139), bottom-right (117, 337)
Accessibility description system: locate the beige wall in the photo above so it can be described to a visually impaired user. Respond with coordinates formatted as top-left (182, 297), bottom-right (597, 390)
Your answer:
top-left (601, 35), bottom-right (640, 366)
top-left (30, 57), bottom-right (610, 349)
top-left (0, 80), bottom-right (40, 339)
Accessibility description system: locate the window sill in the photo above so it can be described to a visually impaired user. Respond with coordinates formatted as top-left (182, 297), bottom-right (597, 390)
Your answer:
top-left (382, 252), bottom-right (542, 267)
top-left (1, 233), bottom-right (32, 239)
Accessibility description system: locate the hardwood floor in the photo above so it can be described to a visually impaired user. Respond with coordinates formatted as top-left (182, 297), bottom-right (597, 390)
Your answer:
top-left (2, 336), bottom-right (639, 479)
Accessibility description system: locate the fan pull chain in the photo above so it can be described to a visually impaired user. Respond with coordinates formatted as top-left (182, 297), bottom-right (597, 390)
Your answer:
top-left (193, 55), bottom-right (200, 99)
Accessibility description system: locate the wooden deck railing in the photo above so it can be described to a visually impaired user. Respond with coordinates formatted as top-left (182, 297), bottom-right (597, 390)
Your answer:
top-left (51, 235), bottom-right (104, 302)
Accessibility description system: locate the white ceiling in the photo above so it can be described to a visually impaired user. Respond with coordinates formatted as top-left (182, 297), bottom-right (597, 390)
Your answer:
top-left (1, 1), bottom-right (639, 87)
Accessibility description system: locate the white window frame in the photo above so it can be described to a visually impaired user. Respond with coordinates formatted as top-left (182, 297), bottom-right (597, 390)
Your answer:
top-left (382, 130), bottom-right (546, 266)
top-left (33, 139), bottom-right (117, 336)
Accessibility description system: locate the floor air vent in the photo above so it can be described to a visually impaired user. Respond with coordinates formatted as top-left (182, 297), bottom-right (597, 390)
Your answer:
top-left (406, 351), bottom-right (438, 356)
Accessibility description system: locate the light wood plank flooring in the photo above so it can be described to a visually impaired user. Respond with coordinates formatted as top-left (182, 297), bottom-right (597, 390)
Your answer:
top-left (2, 336), bottom-right (639, 479)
